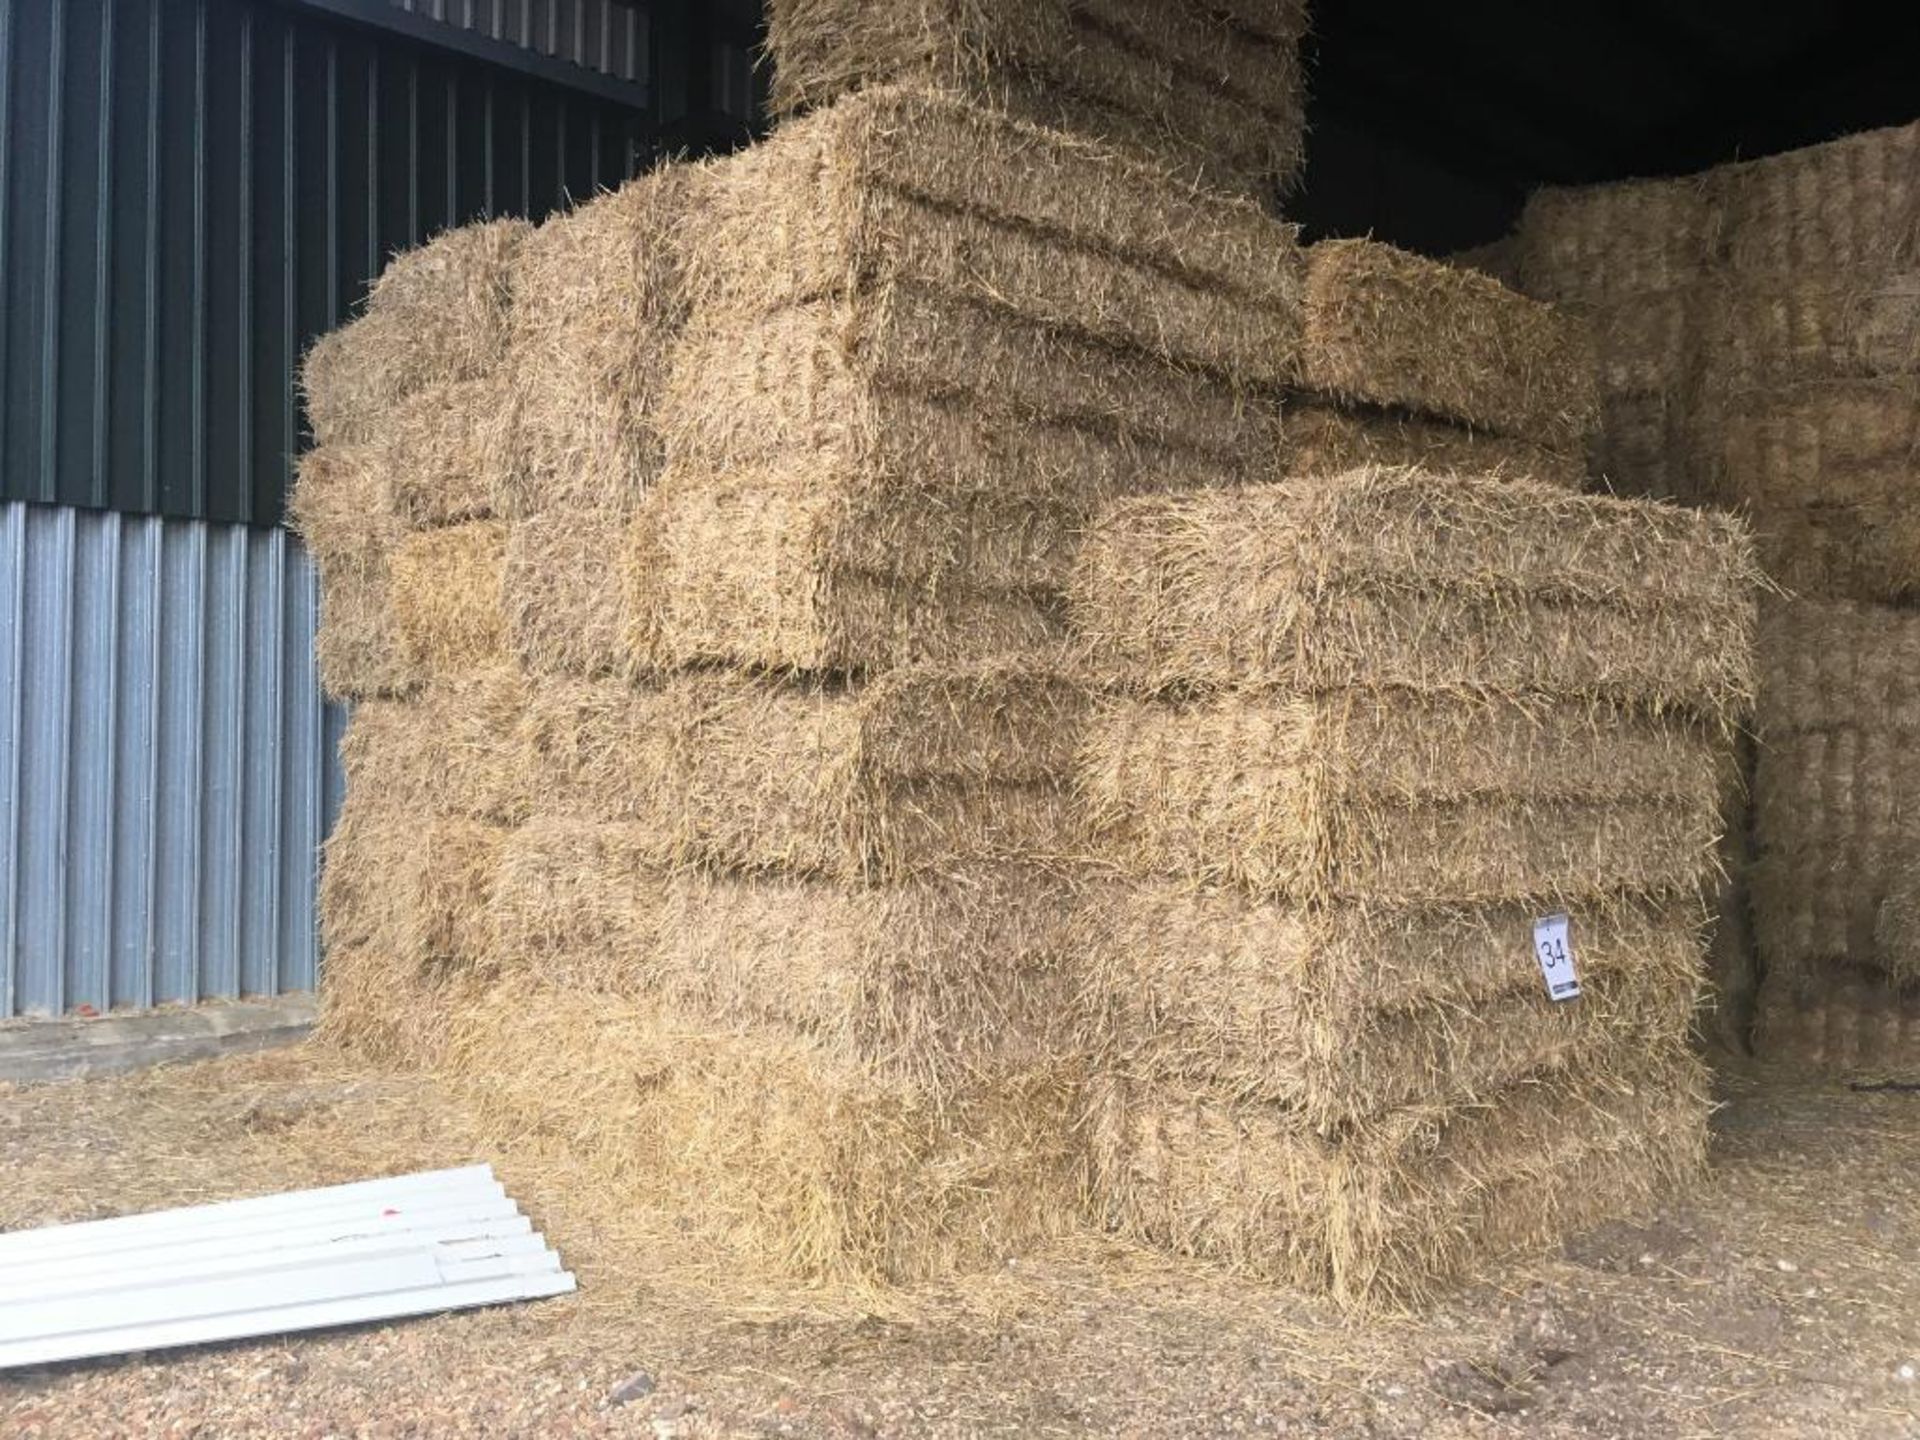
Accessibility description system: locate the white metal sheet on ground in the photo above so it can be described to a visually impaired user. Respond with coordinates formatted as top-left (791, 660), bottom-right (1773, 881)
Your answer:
top-left (0, 1166), bottom-right (574, 1368)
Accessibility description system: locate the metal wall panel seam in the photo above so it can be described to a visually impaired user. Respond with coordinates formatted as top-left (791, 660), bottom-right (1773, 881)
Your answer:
top-left (89, 0), bottom-right (116, 508)
top-left (92, 516), bottom-right (124, 1012)
top-left (41, 0), bottom-right (68, 502)
top-left (40, 508), bottom-right (79, 1015)
top-left (139, 0), bottom-right (160, 513)
top-left (135, 513), bottom-right (162, 1010)
top-left (260, 533), bottom-right (286, 996)
top-left (190, 0), bottom-right (207, 516)
top-left (237, 4), bottom-right (255, 526)
top-left (0, 0), bottom-right (14, 478)
top-left (0, 506), bottom-right (24, 1018)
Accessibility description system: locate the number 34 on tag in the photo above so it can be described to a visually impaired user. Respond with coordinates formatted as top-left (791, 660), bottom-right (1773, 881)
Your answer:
top-left (1532, 912), bottom-right (1581, 1002)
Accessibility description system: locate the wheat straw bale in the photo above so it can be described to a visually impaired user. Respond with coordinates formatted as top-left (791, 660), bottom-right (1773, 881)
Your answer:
top-left (514, 678), bottom-right (689, 825)
top-left (1698, 270), bottom-right (1920, 392)
top-left (1444, 236), bottom-right (1521, 290)
top-left (378, 376), bottom-right (516, 528)
top-left (502, 510), bottom-right (631, 678)
top-left (299, 220), bottom-right (528, 443)
top-left (1874, 866), bottom-right (1920, 989)
top-left (1281, 402), bottom-right (1584, 491)
top-left (1589, 392), bottom-right (1693, 501)
top-left (1081, 885), bottom-right (1704, 1125)
top-left (1088, 1055), bottom-right (1710, 1306)
top-left (689, 87), bottom-right (1304, 385)
top-left (1757, 600), bottom-right (1920, 736)
top-left (675, 666), bottom-right (1085, 881)
top-left (1079, 691), bottom-right (1724, 904)
top-left (664, 288), bottom-right (1275, 490)
top-left (289, 445), bottom-right (414, 699)
top-left (1517, 176), bottom-right (1722, 305)
top-left (319, 796), bottom-right (504, 975)
top-left (1299, 240), bottom-right (1599, 450)
top-left (765, 1), bottom-right (1308, 201)
top-left (1581, 287), bottom-right (1699, 394)
top-left (1720, 121), bottom-right (1920, 278)
top-left (487, 832), bottom-right (1074, 1091)
top-left (1754, 961), bottom-right (1920, 1076)
top-left (501, 168), bottom-right (700, 517)
top-left (338, 664), bottom-right (530, 825)
top-left (1691, 378), bottom-right (1920, 513)
top-left (443, 978), bottom-right (1085, 1282)
top-left (627, 484), bottom-right (1063, 674)
top-left (1071, 468), bottom-right (1761, 715)
top-left (315, 946), bottom-right (468, 1070)
top-left (388, 520), bottom-right (509, 679)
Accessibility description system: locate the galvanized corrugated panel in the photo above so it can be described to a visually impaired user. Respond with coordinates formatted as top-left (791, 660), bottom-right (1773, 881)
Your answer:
top-left (390, 0), bottom-right (649, 83)
top-left (0, 500), bottom-right (344, 1018)
top-left (0, 1165), bottom-right (574, 1368)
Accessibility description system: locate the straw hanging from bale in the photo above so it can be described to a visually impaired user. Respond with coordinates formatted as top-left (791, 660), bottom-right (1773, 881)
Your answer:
top-left (288, 444), bottom-right (413, 700)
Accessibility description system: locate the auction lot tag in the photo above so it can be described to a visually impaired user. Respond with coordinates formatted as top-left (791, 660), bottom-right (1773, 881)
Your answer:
top-left (1533, 912), bottom-right (1581, 1002)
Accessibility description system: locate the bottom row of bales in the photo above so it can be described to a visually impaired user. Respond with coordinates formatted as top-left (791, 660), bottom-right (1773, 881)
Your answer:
top-left (317, 464), bottom-right (1758, 1306)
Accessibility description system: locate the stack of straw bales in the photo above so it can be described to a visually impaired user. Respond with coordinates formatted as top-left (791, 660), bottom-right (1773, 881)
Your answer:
top-left (764, 0), bottom-right (1311, 205)
top-left (1067, 462), bottom-right (1759, 1302)
top-left (1514, 121), bottom-right (1920, 1061)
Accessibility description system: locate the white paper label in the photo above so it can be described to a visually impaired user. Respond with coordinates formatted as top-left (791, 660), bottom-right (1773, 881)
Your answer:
top-left (1533, 913), bottom-right (1581, 1002)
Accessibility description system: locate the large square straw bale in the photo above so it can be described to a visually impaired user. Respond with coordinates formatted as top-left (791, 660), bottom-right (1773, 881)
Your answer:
top-left (289, 444), bottom-right (413, 700)
top-left (1070, 467), bottom-right (1761, 715)
top-left (513, 678), bottom-right (690, 826)
top-left (298, 219), bottom-right (528, 443)
top-left (1077, 691), bottom-right (1724, 904)
top-left (442, 978), bottom-right (1085, 1283)
top-left (486, 832), bottom-right (1074, 1092)
top-left (1517, 176), bottom-right (1721, 306)
top-left (1589, 392), bottom-right (1693, 501)
top-left (337, 664), bottom-right (530, 825)
top-left (675, 666), bottom-right (1086, 881)
top-left (1757, 600), bottom-right (1920, 736)
top-left (502, 509), bottom-right (632, 678)
top-left (765, 1), bottom-right (1308, 202)
top-left (1690, 379), bottom-right (1920, 512)
top-left (1873, 865), bottom-right (1920, 989)
top-left (1719, 122), bottom-right (1920, 278)
top-left (388, 520), bottom-right (509, 679)
top-left (1299, 240), bottom-right (1599, 450)
top-left (500, 167), bottom-right (701, 517)
top-left (319, 796), bottom-right (504, 975)
top-left (686, 87), bottom-right (1304, 386)
top-left (1281, 402), bottom-right (1585, 491)
top-left (626, 483), bottom-right (1063, 674)
top-left (1697, 270), bottom-right (1920, 393)
top-left (1087, 1055), bottom-right (1710, 1307)
top-left (1579, 286), bottom-right (1699, 394)
top-left (1754, 961), bottom-right (1920, 1076)
top-left (1079, 885), bottom-right (1704, 1127)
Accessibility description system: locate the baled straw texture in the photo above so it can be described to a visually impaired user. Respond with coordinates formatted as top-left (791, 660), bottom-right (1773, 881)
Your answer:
top-left (675, 665), bottom-right (1086, 881)
top-left (288, 444), bottom-right (412, 699)
top-left (298, 219), bottom-right (528, 444)
top-left (1087, 1054), bottom-right (1711, 1308)
top-left (337, 664), bottom-right (530, 825)
top-left (318, 795), bottom-right (504, 976)
top-left (1756, 599), bottom-right (1920, 737)
top-left (1589, 392), bottom-right (1693, 502)
top-left (441, 977), bottom-right (1086, 1283)
top-left (685, 86), bottom-right (1304, 386)
top-left (502, 510), bottom-right (632, 678)
top-left (1517, 175), bottom-right (1721, 305)
top-left (1578, 286), bottom-right (1699, 394)
top-left (1689, 378), bottom-right (1920, 513)
top-left (1747, 505), bottom-right (1920, 606)
top-left (486, 829), bottom-right (1074, 1092)
top-left (1281, 402), bottom-right (1585, 492)
top-left (1443, 236), bottom-right (1521, 290)
top-left (1299, 240), bottom-right (1599, 450)
top-left (316, 944), bottom-right (470, 1071)
top-left (500, 166), bottom-right (701, 517)
top-left (625, 485), bottom-right (1064, 675)
top-left (1754, 960), bottom-right (1920, 1076)
top-left (1697, 269), bottom-right (1920, 393)
top-left (1874, 865), bottom-right (1920, 989)
top-left (1078, 691), bottom-right (1725, 905)
top-left (1752, 725), bottom-right (1920, 984)
top-left (1078, 885), bottom-right (1705, 1127)
top-left (764, 0), bottom-right (1309, 202)
top-left (388, 520), bottom-right (509, 679)
top-left (1070, 467), bottom-right (1762, 716)
top-left (1719, 121), bottom-right (1920, 279)
top-left (513, 678), bottom-right (689, 825)
top-left (377, 376), bottom-right (516, 528)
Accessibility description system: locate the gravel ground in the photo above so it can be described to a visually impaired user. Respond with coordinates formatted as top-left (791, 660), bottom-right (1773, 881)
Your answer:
top-left (2, 1044), bottom-right (1917, 1439)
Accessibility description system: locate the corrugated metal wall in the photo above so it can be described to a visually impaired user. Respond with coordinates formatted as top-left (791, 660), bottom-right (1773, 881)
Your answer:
top-left (390, 0), bottom-right (649, 82)
top-left (0, 0), bottom-right (730, 529)
top-left (0, 501), bottom-right (345, 1018)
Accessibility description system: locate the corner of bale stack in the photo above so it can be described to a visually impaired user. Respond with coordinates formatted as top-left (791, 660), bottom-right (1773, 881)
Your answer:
top-left (388, 520), bottom-right (510, 679)
top-left (339, 664), bottom-right (532, 825)
top-left (1516, 174), bottom-right (1724, 304)
top-left (500, 165), bottom-right (704, 518)
top-left (1299, 239), bottom-right (1600, 450)
top-left (439, 977), bottom-right (1088, 1285)
top-left (289, 444), bottom-right (415, 700)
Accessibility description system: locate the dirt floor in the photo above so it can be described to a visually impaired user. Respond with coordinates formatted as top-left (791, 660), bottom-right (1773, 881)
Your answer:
top-left (1, 1043), bottom-right (1916, 1440)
